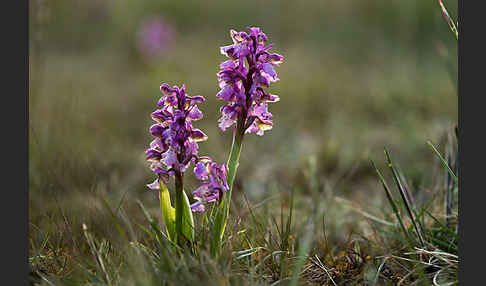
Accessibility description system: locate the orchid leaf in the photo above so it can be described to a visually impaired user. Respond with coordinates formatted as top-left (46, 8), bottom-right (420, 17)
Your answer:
top-left (182, 190), bottom-right (195, 243)
top-left (210, 202), bottom-right (227, 257)
top-left (159, 180), bottom-right (176, 243)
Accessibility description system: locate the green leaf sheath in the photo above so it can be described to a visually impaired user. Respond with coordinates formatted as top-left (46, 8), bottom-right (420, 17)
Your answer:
top-left (159, 177), bottom-right (194, 246)
top-left (210, 202), bottom-right (226, 256)
top-left (159, 180), bottom-right (176, 242)
top-left (182, 190), bottom-right (195, 243)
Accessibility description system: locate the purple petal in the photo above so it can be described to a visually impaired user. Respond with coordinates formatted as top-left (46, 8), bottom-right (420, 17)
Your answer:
top-left (178, 84), bottom-right (186, 98)
top-left (263, 93), bottom-right (280, 103)
top-left (261, 63), bottom-right (277, 80)
top-left (145, 148), bottom-right (162, 161)
top-left (247, 27), bottom-right (261, 38)
top-left (192, 183), bottom-right (210, 199)
top-left (268, 53), bottom-right (284, 65)
top-left (158, 94), bottom-right (177, 107)
top-left (220, 104), bottom-right (238, 117)
top-left (220, 44), bottom-right (235, 58)
top-left (188, 105), bottom-right (203, 120)
top-left (254, 73), bottom-right (270, 87)
top-left (150, 124), bottom-right (166, 137)
top-left (150, 138), bottom-right (162, 149)
top-left (216, 85), bottom-right (235, 101)
top-left (234, 43), bottom-right (250, 58)
top-left (245, 121), bottom-right (266, 136)
top-left (190, 202), bottom-right (205, 212)
top-left (238, 31), bottom-right (250, 41)
top-left (161, 149), bottom-right (178, 168)
top-left (191, 129), bottom-right (208, 142)
top-left (151, 109), bottom-right (169, 123)
top-left (160, 83), bottom-right (172, 95)
top-left (184, 140), bottom-right (199, 160)
top-left (194, 162), bottom-right (209, 180)
top-left (220, 60), bottom-right (236, 69)
top-left (257, 43), bottom-right (273, 54)
top-left (153, 164), bottom-right (167, 175)
top-left (189, 95), bottom-right (205, 104)
top-left (253, 103), bottom-right (269, 117)
top-left (147, 178), bottom-right (160, 190)
top-left (218, 115), bottom-right (235, 131)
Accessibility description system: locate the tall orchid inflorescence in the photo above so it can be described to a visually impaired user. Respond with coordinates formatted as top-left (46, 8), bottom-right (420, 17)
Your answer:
top-left (208, 27), bottom-right (284, 256)
top-left (217, 27), bottom-right (283, 136)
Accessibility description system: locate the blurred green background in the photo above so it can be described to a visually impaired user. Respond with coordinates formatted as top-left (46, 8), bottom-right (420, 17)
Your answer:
top-left (29, 0), bottom-right (457, 239)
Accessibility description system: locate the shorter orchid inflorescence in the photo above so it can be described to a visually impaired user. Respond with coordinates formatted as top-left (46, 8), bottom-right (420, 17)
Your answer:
top-left (145, 83), bottom-right (204, 245)
top-left (145, 83), bottom-right (228, 246)
top-left (145, 83), bottom-right (207, 185)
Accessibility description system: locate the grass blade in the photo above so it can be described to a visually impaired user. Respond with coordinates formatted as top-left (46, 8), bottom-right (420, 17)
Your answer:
top-left (384, 148), bottom-right (425, 247)
top-left (290, 218), bottom-right (314, 286)
top-left (371, 160), bottom-right (411, 243)
top-left (438, 0), bottom-right (458, 40)
top-left (427, 141), bottom-right (458, 186)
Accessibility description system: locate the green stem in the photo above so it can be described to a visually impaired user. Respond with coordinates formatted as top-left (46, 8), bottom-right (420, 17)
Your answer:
top-left (175, 171), bottom-right (184, 246)
top-left (225, 127), bottom-right (244, 213)
top-left (210, 126), bottom-right (244, 257)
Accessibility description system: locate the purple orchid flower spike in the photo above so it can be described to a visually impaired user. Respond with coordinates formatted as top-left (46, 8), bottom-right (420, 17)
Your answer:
top-left (209, 27), bottom-right (284, 256)
top-left (145, 83), bottom-right (208, 185)
top-left (217, 26), bottom-right (283, 136)
top-left (145, 83), bottom-right (209, 245)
